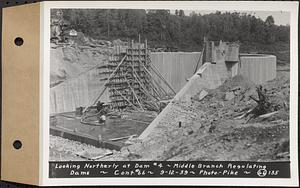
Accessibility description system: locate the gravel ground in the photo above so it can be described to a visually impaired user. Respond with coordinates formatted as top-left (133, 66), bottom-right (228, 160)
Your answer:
top-left (49, 135), bottom-right (117, 161)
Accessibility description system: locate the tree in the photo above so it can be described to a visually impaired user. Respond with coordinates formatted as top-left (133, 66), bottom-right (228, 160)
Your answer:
top-left (57, 9), bottom-right (290, 51)
top-left (265, 15), bottom-right (276, 44)
top-left (179, 10), bottom-right (185, 17)
top-left (265, 15), bottom-right (275, 26)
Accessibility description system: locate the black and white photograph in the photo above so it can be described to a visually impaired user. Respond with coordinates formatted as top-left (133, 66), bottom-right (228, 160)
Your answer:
top-left (42, 1), bottom-right (299, 184)
top-left (49, 7), bottom-right (291, 162)
top-left (0, 0), bottom-right (298, 186)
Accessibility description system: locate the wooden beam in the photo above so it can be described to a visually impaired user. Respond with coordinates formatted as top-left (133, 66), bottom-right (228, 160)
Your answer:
top-left (194, 45), bottom-right (205, 74)
top-left (83, 55), bottom-right (127, 113)
top-left (141, 63), bottom-right (170, 98)
top-left (130, 63), bottom-right (161, 101)
top-left (50, 126), bottom-right (122, 151)
top-left (122, 69), bottom-right (144, 111)
top-left (113, 88), bottom-right (140, 111)
top-left (150, 64), bottom-right (176, 95)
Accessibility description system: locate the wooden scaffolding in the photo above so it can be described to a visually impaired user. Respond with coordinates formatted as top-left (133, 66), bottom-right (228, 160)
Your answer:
top-left (84, 39), bottom-right (176, 113)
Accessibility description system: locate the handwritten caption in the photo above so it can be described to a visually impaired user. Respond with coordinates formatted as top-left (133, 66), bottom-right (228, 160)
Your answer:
top-left (49, 161), bottom-right (290, 178)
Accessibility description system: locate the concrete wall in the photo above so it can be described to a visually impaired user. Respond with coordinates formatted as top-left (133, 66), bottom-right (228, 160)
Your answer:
top-left (239, 54), bottom-right (276, 85)
top-left (139, 61), bottom-right (231, 139)
top-left (50, 52), bottom-right (276, 114)
top-left (50, 68), bottom-right (109, 114)
top-left (50, 52), bottom-right (201, 114)
top-left (140, 43), bottom-right (232, 139)
top-left (150, 52), bottom-right (201, 92)
top-left (139, 51), bottom-right (277, 140)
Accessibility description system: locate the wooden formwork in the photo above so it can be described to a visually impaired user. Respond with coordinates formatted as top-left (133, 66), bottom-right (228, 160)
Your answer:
top-left (95, 40), bottom-right (175, 112)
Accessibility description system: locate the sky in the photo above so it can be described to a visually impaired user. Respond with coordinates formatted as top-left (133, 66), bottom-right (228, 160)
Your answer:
top-left (171, 10), bottom-right (290, 26)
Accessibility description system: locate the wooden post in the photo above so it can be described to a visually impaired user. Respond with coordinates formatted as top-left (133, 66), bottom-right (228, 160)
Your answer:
top-left (113, 88), bottom-right (140, 111)
top-left (141, 63), bottom-right (170, 98)
top-left (150, 64), bottom-right (176, 95)
top-left (131, 67), bottom-right (160, 101)
top-left (194, 46), bottom-right (205, 74)
top-left (122, 69), bottom-right (144, 111)
top-left (82, 55), bottom-right (127, 113)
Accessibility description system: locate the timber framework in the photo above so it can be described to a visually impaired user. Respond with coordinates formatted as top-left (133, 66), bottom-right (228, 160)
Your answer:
top-left (84, 40), bottom-right (176, 113)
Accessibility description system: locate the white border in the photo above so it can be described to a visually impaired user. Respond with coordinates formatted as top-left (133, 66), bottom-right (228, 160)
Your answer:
top-left (40, 1), bottom-right (299, 186)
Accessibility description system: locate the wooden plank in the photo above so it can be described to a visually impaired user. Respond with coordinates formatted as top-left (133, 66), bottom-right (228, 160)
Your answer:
top-left (50, 126), bottom-right (122, 151)
top-left (83, 55), bottom-right (127, 113)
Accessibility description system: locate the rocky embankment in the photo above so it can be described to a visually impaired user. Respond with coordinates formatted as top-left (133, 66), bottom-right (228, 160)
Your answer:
top-left (102, 67), bottom-right (290, 161)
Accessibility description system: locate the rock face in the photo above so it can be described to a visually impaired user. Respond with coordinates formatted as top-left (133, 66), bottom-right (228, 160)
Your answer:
top-left (50, 44), bottom-right (112, 87)
top-left (50, 42), bottom-right (114, 114)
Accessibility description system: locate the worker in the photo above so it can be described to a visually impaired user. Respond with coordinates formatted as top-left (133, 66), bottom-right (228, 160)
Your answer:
top-left (51, 10), bottom-right (64, 43)
top-left (98, 115), bottom-right (106, 124)
top-left (96, 101), bottom-right (105, 112)
top-left (51, 10), bottom-right (70, 44)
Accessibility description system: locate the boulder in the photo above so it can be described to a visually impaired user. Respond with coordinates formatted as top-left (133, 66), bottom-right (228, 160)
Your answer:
top-left (224, 91), bottom-right (235, 101)
top-left (198, 90), bottom-right (209, 101)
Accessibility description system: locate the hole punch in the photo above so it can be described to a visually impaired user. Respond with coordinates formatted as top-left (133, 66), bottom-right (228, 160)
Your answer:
top-left (13, 140), bottom-right (22, 150)
top-left (14, 37), bottom-right (24, 46)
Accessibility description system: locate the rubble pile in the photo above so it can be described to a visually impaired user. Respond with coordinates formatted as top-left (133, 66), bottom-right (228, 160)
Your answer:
top-left (110, 70), bottom-right (290, 161)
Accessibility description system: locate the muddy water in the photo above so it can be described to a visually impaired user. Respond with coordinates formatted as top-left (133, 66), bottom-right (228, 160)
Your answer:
top-left (52, 112), bottom-right (154, 141)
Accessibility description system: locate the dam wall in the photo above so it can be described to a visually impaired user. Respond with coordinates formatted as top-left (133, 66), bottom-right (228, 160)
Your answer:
top-left (150, 52), bottom-right (201, 92)
top-left (139, 42), bottom-right (233, 139)
top-left (50, 52), bottom-right (276, 114)
top-left (139, 52), bottom-right (277, 140)
top-left (139, 61), bottom-right (231, 139)
top-left (239, 54), bottom-right (276, 85)
top-left (50, 52), bottom-right (201, 114)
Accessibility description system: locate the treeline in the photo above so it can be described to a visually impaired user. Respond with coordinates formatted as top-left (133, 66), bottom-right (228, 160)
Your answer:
top-left (54, 9), bottom-right (290, 51)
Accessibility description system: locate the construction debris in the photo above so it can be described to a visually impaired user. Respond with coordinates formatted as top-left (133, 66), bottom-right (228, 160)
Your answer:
top-left (224, 91), bottom-right (235, 101)
top-left (109, 134), bottom-right (137, 142)
top-left (104, 69), bottom-right (290, 162)
top-left (198, 90), bottom-right (209, 101)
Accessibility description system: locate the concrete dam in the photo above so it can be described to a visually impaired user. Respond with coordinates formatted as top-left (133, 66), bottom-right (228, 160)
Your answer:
top-left (50, 49), bottom-right (276, 115)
